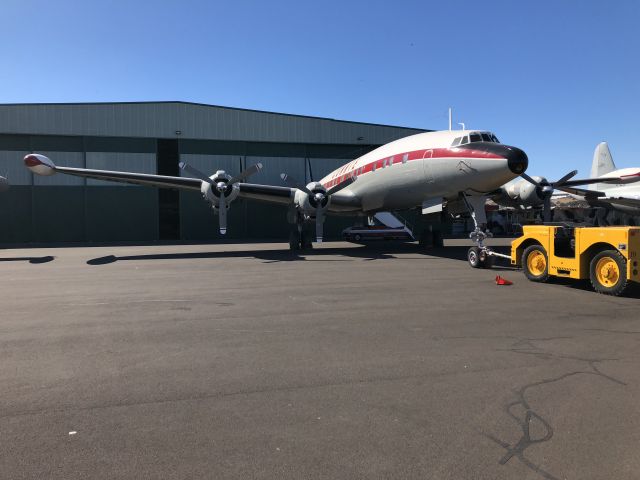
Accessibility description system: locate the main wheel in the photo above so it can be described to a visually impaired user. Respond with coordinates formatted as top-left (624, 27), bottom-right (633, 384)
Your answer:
top-left (288, 231), bottom-right (301, 251)
top-left (590, 250), bottom-right (628, 296)
top-left (522, 244), bottom-right (549, 282)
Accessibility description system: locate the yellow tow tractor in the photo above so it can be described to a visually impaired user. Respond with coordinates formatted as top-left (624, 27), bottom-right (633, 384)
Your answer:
top-left (509, 225), bottom-right (640, 296)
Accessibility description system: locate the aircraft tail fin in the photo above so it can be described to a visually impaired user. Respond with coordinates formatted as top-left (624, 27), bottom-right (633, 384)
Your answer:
top-left (590, 142), bottom-right (616, 178)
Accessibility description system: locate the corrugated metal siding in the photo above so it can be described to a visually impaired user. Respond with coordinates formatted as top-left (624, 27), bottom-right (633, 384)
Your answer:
top-left (0, 150), bottom-right (31, 185)
top-left (178, 154), bottom-right (241, 180)
top-left (246, 156), bottom-right (306, 186)
top-left (34, 152), bottom-right (84, 186)
top-left (86, 152), bottom-right (156, 186)
top-left (309, 158), bottom-right (347, 182)
top-left (0, 103), bottom-right (424, 144)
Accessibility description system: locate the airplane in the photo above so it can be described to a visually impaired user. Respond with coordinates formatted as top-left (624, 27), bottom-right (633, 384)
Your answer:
top-left (24, 129), bottom-right (528, 264)
top-left (489, 143), bottom-right (640, 222)
top-left (556, 142), bottom-right (640, 224)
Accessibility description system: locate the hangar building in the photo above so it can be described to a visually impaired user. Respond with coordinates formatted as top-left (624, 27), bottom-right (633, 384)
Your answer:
top-left (0, 102), bottom-right (425, 244)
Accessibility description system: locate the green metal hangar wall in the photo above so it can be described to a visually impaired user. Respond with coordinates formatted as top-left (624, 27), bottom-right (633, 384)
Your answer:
top-left (0, 102), bottom-right (425, 244)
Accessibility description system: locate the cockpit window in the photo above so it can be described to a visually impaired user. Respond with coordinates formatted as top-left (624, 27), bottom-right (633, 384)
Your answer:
top-left (481, 133), bottom-right (491, 142)
top-left (451, 137), bottom-right (461, 147)
top-left (470, 133), bottom-right (482, 142)
top-left (460, 135), bottom-right (469, 145)
top-left (491, 134), bottom-right (500, 143)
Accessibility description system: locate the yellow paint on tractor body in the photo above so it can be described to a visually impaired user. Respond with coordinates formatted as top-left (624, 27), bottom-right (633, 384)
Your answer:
top-left (511, 225), bottom-right (640, 282)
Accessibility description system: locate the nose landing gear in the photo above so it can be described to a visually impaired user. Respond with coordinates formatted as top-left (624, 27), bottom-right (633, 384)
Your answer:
top-left (461, 193), bottom-right (510, 268)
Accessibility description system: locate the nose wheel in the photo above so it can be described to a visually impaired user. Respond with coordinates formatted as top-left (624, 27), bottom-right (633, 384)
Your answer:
top-left (467, 246), bottom-right (494, 269)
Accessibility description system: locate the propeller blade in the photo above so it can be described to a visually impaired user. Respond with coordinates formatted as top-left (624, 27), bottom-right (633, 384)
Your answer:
top-left (218, 192), bottom-right (227, 234)
top-left (228, 163), bottom-right (263, 185)
top-left (552, 169), bottom-right (578, 186)
top-left (326, 175), bottom-right (356, 195)
top-left (280, 173), bottom-right (313, 195)
top-left (520, 172), bottom-right (540, 187)
top-left (179, 161), bottom-right (214, 185)
top-left (316, 205), bottom-right (323, 243)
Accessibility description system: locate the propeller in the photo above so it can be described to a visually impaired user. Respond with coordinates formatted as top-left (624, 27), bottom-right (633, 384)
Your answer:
top-left (520, 170), bottom-right (578, 222)
top-left (280, 173), bottom-right (356, 243)
top-left (179, 161), bottom-right (262, 234)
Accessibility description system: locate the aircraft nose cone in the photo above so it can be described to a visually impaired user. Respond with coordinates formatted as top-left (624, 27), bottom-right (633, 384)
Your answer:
top-left (504, 146), bottom-right (528, 175)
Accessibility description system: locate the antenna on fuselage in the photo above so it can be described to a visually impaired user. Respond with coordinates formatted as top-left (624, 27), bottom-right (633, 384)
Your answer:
top-left (448, 107), bottom-right (452, 131)
top-left (458, 122), bottom-right (465, 130)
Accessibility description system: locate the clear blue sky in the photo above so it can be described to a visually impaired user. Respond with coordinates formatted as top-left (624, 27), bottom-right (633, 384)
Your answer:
top-left (1, 0), bottom-right (638, 179)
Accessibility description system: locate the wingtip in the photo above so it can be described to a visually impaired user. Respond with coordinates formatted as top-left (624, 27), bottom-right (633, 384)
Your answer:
top-left (24, 154), bottom-right (56, 176)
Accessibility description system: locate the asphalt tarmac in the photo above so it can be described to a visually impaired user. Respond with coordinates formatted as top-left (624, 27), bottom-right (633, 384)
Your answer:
top-left (1, 240), bottom-right (639, 480)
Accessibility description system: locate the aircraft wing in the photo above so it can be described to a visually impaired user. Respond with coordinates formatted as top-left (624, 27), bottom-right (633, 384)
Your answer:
top-left (555, 185), bottom-right (605, 197)
top-left (560, 171), bottom-right (640, 187)
top-left (55, 166), bottom-right (202, 190)
top-left (597, 195), bottom-right (640, 209)
top-left (24, 153), bottom-right (363, 208)
top-left (555, 185), bottom-right (640, 210)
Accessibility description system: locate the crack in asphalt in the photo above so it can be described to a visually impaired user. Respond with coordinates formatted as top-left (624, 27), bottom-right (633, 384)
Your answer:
top-left (484, 337), bottom-right (626, 480)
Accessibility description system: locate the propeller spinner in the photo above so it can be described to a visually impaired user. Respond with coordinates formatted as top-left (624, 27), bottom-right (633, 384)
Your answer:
top-left (179, 161), bottom-right (262, 234)
top-left (281, 173), bottom-right (356, 242)
top-left (520, 170), bottom-right (578, 222)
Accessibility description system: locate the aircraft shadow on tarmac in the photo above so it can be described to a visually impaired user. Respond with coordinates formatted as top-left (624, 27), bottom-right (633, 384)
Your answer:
top-left (0, 255), bottom-right (55, 264)
top-left (85, 242), bottom-right (514, 266)
top-left (86, 243), bottom-right (424, 265)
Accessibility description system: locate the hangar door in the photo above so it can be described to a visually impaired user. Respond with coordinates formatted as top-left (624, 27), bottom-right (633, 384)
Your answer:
top-left (157, 139), bottom-right (180, 240)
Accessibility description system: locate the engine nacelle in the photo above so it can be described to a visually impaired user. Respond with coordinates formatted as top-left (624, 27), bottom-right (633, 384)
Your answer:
top-left (295, 181), bottom-right (330, 217)
top-left (492, 177), bottom-right (546, 208)
top-left (201, 170), bottom-right (240, 209)
top-left (24, 154), bottom-right (56, 176)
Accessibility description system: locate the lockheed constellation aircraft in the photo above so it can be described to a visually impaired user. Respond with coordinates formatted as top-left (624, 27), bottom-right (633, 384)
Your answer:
top-left (25, 129), bottom-right (528, 264)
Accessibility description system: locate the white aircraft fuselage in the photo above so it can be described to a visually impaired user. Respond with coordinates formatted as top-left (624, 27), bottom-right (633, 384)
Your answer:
top-left (318, 130), bottom-right (528, 214)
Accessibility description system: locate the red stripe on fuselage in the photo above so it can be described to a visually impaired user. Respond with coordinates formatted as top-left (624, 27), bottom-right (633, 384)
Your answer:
top-left (322, 147), bottom-right (503, 189)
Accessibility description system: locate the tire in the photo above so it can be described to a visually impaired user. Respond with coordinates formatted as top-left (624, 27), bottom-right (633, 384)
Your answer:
top-left (468, 247), bottom-right (481, 268)
top-left (589, 250), bottom-right (628, 296)
top-left (288, 231), bottom-right (300, 251)
top-left (522, 244), bottom-right (550, 282)
top-left (354, 234), bottom-right (362, 242)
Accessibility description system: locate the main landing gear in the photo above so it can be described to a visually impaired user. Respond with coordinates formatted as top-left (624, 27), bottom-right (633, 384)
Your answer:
top-left (461, 193), bottom-right (511, 269)
top-left (287, 208), bottom-right (313, 251)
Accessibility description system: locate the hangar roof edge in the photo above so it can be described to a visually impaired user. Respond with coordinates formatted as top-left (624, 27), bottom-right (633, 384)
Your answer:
top-left (0, 101), bottom-right (429, 133)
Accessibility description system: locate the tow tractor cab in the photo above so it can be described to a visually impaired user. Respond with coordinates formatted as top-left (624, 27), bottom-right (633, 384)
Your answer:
top-left (511, 225), bottom-right (640, 296)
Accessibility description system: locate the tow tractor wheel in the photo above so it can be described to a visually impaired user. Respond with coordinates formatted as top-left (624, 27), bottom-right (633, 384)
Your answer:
top-left (468, 247), bottom-right (492, 269)
top-left (590, 250), bottom-right (628, 296)
top-left (522, 244), bottom-right (550, 282)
